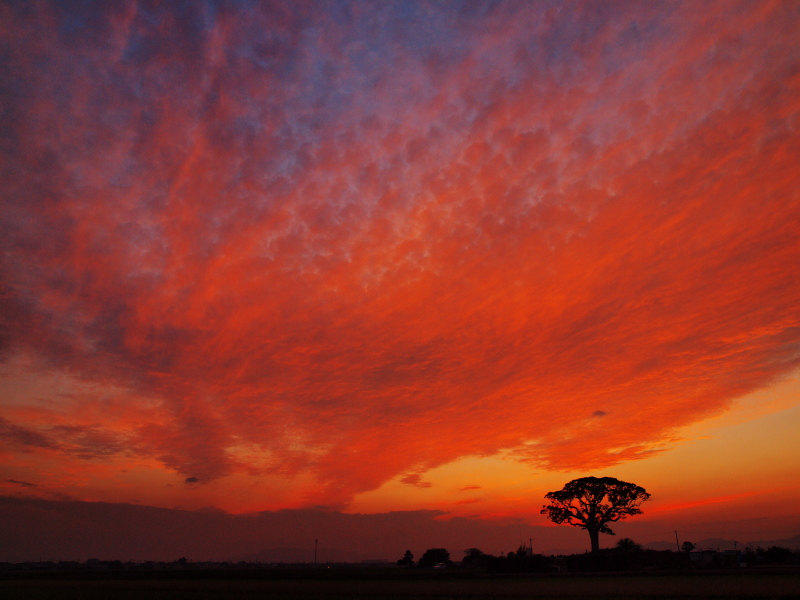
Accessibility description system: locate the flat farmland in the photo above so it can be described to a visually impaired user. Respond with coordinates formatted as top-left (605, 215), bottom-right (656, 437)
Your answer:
top-left (2, 570), bottom-right (799, 600)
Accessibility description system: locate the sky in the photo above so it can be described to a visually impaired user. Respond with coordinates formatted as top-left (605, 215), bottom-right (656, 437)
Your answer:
top-left (1, 0), bottom-right (799, 561)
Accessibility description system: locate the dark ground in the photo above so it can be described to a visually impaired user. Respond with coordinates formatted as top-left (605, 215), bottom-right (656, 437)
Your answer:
top-left (1, 567), bottom-right (798, 600)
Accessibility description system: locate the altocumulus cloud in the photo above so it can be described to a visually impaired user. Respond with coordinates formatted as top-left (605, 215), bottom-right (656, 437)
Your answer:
top-left (0, 1), bottom-right (799, 507)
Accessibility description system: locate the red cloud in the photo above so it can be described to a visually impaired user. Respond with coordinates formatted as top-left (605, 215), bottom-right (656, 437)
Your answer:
top-left (400, 474), bottom-right (433, 489)
top-left (1, 1), bottom-right (799, 509)
top-left (459, 485), bottom-right (482, 492)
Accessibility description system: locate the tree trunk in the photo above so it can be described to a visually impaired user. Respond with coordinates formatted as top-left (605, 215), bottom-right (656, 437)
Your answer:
top-left (588, 528), bottom-right (600, 553)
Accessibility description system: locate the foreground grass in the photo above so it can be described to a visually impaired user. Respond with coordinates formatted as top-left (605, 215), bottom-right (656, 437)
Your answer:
top-left (2, 570), bottom-right (799, 600)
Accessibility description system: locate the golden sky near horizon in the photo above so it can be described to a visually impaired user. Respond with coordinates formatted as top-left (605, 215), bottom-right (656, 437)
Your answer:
top-left (1, 0), bottom-right (799, 547)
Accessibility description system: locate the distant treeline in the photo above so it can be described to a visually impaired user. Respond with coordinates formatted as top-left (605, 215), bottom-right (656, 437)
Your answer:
top-left (482, 546), bottom-right (798, 573)
top-left (399, 544), bottom-right (799, 573)
top-left (2, 545), bottom-right (797, 575)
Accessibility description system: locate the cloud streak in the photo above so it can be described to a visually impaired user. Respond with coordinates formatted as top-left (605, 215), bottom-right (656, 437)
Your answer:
top-left (1, 1), bottom-right (799, 509)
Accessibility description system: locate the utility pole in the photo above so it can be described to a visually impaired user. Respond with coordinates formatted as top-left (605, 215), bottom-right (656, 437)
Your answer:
top-left (674, 531), bottom-right (680, 552)
top-left (529, 539), bottom-right (533, 556)
top-left (314, 539), bottom-right (318, 564)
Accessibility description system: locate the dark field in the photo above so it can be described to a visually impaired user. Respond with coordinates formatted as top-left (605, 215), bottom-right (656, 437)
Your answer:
top-left (2, 569), bottom-right (799, 600)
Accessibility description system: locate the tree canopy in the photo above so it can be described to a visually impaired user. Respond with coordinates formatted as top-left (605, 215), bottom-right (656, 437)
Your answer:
top-left (396, 549), bottom-right (414, 566)
top-left (418, 548), bottom-right (451, 568)
top-left (541, 476), bottom-right (650, 553)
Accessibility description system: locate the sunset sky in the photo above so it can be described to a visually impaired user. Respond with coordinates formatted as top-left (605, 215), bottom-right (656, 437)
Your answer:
top-left (1, 0), bottom-right (799, 560)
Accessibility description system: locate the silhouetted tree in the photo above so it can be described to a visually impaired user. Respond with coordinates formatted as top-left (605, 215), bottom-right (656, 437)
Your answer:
top-left (488, 546), bottom-right (550, 573)
top-left (462, 548), bottom-right (490, 568)
top-left (681, 541), bottom-right (696, 553)
top-left (418, 548), bottom-right (451, 568)
top-left (541, 476), bottom-right (650, 553)
top-left (397, 550), bottom-right (414, 567)
top-left (616, 537), bottom-right (643, 553)
top-left (614, 537), bottom-right (644, 570)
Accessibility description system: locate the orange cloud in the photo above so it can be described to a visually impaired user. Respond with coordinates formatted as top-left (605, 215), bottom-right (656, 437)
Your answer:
top-left (400, 474), bottom-right (433, 489)
top-left (1, 1), bottom-right (799, 513)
